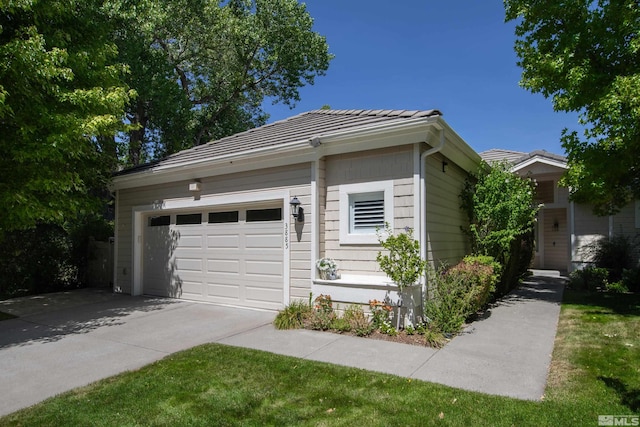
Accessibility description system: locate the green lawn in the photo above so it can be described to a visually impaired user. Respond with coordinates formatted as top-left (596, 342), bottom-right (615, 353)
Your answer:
top-left (1, 290), bottom-right (638, 426)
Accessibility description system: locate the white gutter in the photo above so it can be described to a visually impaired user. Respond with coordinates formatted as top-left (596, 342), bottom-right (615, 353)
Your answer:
top-left (419, 126), bottom-right (445, 297)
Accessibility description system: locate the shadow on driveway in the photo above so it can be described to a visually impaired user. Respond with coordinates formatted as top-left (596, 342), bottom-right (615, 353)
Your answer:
top-left (0, 290), bottom-right (183, 349)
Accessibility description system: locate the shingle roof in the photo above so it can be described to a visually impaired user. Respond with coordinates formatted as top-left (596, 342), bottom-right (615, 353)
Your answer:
top-left (117, 109), bottom-right (442, 176)
top-left (479, 149), bottom-right (528, 164)
top-left (480, 148), bottom-right (567, 165)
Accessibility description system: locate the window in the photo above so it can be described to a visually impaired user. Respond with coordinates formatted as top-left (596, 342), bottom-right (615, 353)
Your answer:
top-left (350, 192), bottom-right (385, 234)
top-left (246, 208), bottom-right (282, 222)
top-left (176, 213), bottom-right (202, 225)
top-left (148, 215), bottom-right (170, 227)
top-left (339, 180), bottom-right (393, 244)
top-left (535, 181), bottom-right (555, 204)
top-left (208, 211), bottom-right (239, 223)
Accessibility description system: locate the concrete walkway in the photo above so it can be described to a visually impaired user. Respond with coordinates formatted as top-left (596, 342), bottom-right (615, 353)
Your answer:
top-left (0, 273), bottom-right (564, 417)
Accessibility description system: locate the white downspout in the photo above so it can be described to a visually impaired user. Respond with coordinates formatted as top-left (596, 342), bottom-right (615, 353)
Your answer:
top-left (419, 126), bottom-right (445, 299)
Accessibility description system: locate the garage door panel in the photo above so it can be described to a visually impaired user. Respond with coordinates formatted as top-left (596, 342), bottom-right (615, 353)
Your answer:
top-left (207, 259), bottom-right (240, 275)
top-left (176, 235), bottom-right (202, 248)
top-left (245, 260), bottom-right (282, 277)
top-left (246, 287), bottom-right (282, 303)
top-left (174, 257), bottom-right (203, 272)
top-left (245, 233), bottom-right (282, 249)
top-left (207, 234), bottom-right (240, 248)
top-left (144, 206), bottom-right (284, 310)
top-left (206, 283), bottom-right (240, 299)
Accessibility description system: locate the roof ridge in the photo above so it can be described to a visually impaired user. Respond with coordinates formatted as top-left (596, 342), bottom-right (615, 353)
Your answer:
top-left (305, 108), bottom-right (442, 118)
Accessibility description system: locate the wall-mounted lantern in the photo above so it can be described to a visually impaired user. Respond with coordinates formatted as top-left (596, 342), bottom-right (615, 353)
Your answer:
top-left (442, 160), bottom-right (448, 173)
top-left (290, 196), bottom-right (304, 222)
top-left (553, 219), bottom-right (559, 231)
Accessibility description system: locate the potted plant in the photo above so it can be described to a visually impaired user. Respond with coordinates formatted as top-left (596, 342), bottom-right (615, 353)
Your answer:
top-left (316, 257), bottom-right (338, 280)
top-left (376, 225), bottom-right (427, 329)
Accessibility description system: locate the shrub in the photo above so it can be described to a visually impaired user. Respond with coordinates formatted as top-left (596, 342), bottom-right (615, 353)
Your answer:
top-left (569, 266), bottom-right (609, 291)
top-left (424, 257), bottom-right (500, 335)
top-left (622, 268), bottom-right (640, 293)
top-left (376, 225), bottom-right (427, 292)
top-left (587, 234), bottom-right (639, 281)
top-left (307, 310), bottom-right (335, 330)
top-left (606, 281), bottom-right (629, 294)
top-left (330, 316), bottom-right (351, 333)
top-left (274, 300), bottom-right (312, 330)
top-left (342, 305), bottom-right (373, 336)
top-left (424, 267), bottom-right (468, 334)
top-left (460, 161), bottom-right (539, 296)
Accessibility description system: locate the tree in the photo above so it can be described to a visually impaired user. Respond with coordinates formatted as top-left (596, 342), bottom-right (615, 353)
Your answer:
top-left (110, 0), bottom-right (332, 166)
top-left (505, 0), bottom-right (640, 214)
top-left (460, 161), bottom-right (538, 295)
top-left (0, 0), bottom-right (131, 235)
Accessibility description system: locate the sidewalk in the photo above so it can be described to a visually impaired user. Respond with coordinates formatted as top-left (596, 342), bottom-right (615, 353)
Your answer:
top-left (0, 273), bottom-right (565, 416)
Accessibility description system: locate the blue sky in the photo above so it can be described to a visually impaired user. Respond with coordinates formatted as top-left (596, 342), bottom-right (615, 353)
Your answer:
top-left (263, 0), bottom-right (579, 156)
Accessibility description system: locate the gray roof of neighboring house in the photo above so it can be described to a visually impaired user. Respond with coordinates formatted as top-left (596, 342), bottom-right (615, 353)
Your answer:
top-left (117, 109), bottom-right (442, 176)
top-left (480, 148), bottom-right (567, 165)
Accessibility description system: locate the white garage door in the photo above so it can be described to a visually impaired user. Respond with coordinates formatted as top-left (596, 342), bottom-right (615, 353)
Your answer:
top-left (143, 205), bottom-right (284, 310)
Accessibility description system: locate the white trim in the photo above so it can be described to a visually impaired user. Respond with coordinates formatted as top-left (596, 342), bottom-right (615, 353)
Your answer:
top-left (311, 161), bottom-right (319, 283)
top-left (512, 156), bottom-right (568, 172)
top-left (570, 201), bottom-right (576, 272)
top-left (413, 144), bottom-right (421, 245)
top-left (113, 190), bottom-right (120, 293)
top-left (338, 180), bottom-right (394, 244)
top-left (131, 189), bottom-right (290, 303)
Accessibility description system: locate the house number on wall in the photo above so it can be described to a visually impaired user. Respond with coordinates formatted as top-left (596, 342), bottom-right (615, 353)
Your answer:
top-left (284, 223), bottom-right (289, 249)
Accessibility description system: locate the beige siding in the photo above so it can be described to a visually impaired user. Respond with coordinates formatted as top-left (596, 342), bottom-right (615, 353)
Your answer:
top-left (425, 152), bottom-right (470, 266)
top-left (115, 163), bottom-right (312, 298)
top-left (289, 187), bottom-right (313, 300)
top-left (573, 203), bottom-right (609, 264)
top-left (324, 146), bottom-right (414, 276)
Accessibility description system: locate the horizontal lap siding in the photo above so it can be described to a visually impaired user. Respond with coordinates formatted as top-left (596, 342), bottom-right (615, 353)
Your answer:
top-left (324, 146), bottom-right (414, 276)
top-left (573, 203), bottom-right (608, 263)
top-left (425, 153), bottom-right (470, 266)
top-left (115, 163), bottom-right (312, 296)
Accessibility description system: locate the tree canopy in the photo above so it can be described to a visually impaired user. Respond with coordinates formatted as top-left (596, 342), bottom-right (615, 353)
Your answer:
top-left (0, 0), bottom-right (331, 236)
top-left (505, 0), bottom-right (640, 214)
top-left (110, 0), bottom-right (332, 165)
top-left (0, 0), bottom-right (132, 234)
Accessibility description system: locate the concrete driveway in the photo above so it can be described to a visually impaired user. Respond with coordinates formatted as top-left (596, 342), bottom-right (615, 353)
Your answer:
top-left (0, 273), bottom-right (565, 417)
top-left (0, 290), bottom-right (274, 416)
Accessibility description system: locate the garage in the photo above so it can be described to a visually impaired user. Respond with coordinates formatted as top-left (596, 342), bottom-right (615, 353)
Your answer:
top-left (142, 204), bottom-right (284, 310)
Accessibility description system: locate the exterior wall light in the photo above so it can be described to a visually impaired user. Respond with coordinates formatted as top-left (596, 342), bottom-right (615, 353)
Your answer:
top-left (290, 196), bottom-right (304, 222)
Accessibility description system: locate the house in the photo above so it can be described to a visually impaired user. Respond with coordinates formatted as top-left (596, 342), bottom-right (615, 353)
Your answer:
top-left (111, 109), bottom-right (480, 311)
top-left (481, 149), bottom-right (640, 272)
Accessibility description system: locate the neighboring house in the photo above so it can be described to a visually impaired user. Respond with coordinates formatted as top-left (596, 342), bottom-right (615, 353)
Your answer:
top-left (481, 149), bottom-right (640, 273)
top-left (111, 109), bottom-right (480, 311)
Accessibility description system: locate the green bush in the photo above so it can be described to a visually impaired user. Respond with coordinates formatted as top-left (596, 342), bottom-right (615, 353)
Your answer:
top-left (342, 305), bottom-right (373, 336)
top-left (460, 161), bottom-right (539, 296)
top-left (273, 300), bottom-right (312, 330)
top-left (424, 257), bottom-right (500, 335)
top-left (606, 281), bottom-right (629, 294)
top-left (0, 224), bottom-right (79, 298)
top-left (330, 316), bottom-right (352, 333)
top-left (588, 234), bottom-right (638, 282)
top-left (622, 268), bottom-right (640, 293)
top-left (569, 266), bottom-right (609, 291)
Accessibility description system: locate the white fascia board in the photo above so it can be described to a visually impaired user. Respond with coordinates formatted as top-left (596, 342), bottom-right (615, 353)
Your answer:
top-left (434, 119), bottom-right (482, 173)
top-left (111, 142), bottom-right (313, 190)
top-left (512, 156), bottom-right (568, 172)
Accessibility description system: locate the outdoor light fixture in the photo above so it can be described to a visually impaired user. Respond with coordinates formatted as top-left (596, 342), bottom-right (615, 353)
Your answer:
top-left (442, 160), bottom-right (448, 173)
top-left (553, 219), bottom-right (559, 231)
top-left (290, 196), bottom-right (301, 218)
top-left (189, 181), bottom-right (201, 192)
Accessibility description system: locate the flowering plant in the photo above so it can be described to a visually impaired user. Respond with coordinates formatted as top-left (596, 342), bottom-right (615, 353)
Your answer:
top-left (316, 258), bottom-right (338, 272)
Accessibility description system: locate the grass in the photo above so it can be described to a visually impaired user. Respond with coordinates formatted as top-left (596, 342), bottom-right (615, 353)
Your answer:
top-left (1, 290), bottom-right (638, 426)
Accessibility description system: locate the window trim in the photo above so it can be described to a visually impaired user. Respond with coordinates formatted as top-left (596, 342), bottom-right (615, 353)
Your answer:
top-left (339, 180), bottom-right (394, 244)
